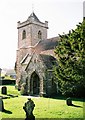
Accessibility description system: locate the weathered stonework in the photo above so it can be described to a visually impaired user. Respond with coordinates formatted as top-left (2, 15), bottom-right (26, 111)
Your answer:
top-left (15, 12), bottom-right (59, 96)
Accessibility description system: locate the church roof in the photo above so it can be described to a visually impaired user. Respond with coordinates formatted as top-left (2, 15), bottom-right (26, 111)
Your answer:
top-left (21, 36), bottom-right (59, 69)
top-left (35, 36), bottom-right (59, 55)
top-left (27, 12), bottom-right (41, 23)
top-left (39, 54), bottom-right (57, 69)
top-left (20, 36), bottom-right (59, 69)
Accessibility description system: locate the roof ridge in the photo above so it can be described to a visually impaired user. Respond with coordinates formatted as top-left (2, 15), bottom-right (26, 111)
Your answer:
top-left (20, 53), bottom-right (29, 64)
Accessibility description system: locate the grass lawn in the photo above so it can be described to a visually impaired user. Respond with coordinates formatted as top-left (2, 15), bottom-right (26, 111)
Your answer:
top-left (0, 85), bottom-right (84, 119)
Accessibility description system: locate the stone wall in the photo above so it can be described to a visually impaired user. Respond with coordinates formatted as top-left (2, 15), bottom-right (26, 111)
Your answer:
top-left (16, 14), bottom-right (48, 88)
top-left (16, 48), bottom-right (27, 86)
top-left (15, 13), bottom-right (57, 96)
top-left (25, 54), bottom-right (46, 96)
top-left (31, 23), bottom-right (47, 46)
top-left (46, 70), bottom-right (57, 96)
top-left (17, 18), bottom-right (48, 49)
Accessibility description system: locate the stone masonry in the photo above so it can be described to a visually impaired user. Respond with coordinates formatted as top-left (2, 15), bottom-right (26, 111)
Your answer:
top-left (15, 12), bottom-right (59, 96)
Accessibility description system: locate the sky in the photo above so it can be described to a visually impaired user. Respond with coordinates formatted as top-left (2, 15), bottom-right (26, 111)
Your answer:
top-left (0, 0), bottom-right (84, 69)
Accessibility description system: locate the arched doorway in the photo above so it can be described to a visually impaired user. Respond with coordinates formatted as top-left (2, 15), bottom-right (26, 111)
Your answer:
top-left (30, 72), bottom-right (40, 95)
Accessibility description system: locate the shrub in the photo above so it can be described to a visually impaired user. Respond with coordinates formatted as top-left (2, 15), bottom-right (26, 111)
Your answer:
top-left (20, 83), bottom-right (28, 95)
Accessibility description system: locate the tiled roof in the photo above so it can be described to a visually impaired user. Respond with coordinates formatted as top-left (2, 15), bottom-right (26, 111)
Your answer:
top-left (40, 49), bottom-right (55, 57)
top-left (40, 54), bottom-right (57, 69)
top-left (22, 36), bottom-right (59, 68)
top-left (35, 36), bottom-right (59, 55)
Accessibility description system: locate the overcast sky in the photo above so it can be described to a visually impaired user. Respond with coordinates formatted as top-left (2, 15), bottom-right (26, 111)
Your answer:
top-left (0, 0), bottom-right (84, 69)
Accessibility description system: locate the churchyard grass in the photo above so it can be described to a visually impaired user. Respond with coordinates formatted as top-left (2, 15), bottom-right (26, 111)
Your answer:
top-left (0, 85), bottom-right (84, 119)
top-left (0, 85), bottom-right (20, 96)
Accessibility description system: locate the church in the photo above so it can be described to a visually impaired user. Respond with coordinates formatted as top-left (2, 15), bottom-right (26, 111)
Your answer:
top-left (15, 12), bottom-right (59, 96)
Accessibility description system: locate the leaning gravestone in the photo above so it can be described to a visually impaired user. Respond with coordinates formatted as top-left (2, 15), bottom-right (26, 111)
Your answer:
top-left (66, 97), bottom-right (72, 106)
top-left (0, 98), bottom-right (4, 111)
top-left (1, 86), bottom-right (7, 95)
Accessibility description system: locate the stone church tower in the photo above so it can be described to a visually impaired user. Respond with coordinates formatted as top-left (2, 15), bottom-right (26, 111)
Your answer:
top-left (15, 12), bottom-right (58, 96)
top-left (16, 12), bottom-right (48, 88)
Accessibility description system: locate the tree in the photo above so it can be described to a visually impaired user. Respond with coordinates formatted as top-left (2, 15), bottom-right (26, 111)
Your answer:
top-left (54, 20), bottom-right (85, 97)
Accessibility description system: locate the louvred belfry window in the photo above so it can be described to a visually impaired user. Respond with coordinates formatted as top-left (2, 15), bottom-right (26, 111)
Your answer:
top-left (38, 31), bottom-right (42, 39)
top-left (22, 30), bottom-right (26, 39)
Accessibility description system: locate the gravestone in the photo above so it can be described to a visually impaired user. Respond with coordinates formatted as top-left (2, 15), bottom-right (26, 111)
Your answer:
top-left (66, 97), bottom-right (72, 106)
top-left (23, 98), bottom-right (35, 120)
top-left (1, 86), bottom-right (7, 95)
top-left (0, 98), bottom-right (4, 111)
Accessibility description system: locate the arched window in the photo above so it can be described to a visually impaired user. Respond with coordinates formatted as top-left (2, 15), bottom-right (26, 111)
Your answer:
top-left (38, 31), bottom-right (42, 39)
top-left (22, 30), bottom-right (26, 39)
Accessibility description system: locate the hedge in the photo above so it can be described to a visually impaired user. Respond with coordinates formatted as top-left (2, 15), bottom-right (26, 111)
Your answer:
top-left (0, 79), bottom-right (15, 85)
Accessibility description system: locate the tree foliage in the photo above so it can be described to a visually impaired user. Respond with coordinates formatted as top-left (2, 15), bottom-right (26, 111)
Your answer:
top-left (54, 20), bottom-right (85, 97)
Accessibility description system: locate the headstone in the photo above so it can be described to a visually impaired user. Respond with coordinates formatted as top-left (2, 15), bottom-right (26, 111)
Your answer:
top-left (23, 98), bottom-right (35, 120)
top-left (0, 98), bottom-right (4, 111)
top-left (1, 86), bottom-right (7, 95)
top-left (66, 97), bottom-right (72, 106)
